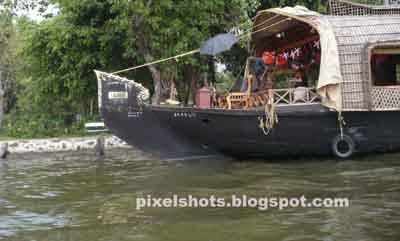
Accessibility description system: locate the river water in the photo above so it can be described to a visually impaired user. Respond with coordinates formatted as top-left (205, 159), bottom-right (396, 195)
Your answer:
top-left (0, 149), bottom-right (399, 241)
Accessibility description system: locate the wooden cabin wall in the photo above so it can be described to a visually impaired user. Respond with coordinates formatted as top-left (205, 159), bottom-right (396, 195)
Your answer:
top-left (327, 16), bottom-right (400, 111)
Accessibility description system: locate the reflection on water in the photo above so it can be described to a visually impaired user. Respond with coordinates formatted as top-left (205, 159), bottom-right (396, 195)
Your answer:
top-left (0, 149), bottom-right (400, 241)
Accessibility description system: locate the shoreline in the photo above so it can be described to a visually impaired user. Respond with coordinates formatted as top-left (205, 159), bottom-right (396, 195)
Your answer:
top-left (0, 136), bottom-right (129, 154)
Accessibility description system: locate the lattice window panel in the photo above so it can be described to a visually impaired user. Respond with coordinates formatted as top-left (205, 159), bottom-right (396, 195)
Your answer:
top-left (388, 0), bottom-right (400, 5)
top-left (372, 87), bottom-right (400, 110)
top-left (396, 65), bottom-right (400, 84)
top-left (329, 0), bottom-right (370, 15)
top-left (329, 0), bottom-right (400, 16)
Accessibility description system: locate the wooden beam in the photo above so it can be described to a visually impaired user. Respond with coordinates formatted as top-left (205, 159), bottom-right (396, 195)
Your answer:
top-left (373, 48), bottom-right (400, 54)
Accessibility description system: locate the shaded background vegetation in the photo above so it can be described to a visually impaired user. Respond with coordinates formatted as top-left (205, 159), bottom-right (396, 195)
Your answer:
top-left (0, 0), bottom-right (385, 138)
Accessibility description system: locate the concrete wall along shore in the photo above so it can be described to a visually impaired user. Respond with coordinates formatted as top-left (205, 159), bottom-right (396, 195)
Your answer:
top-left (0, 136), bottom-right (129, 154)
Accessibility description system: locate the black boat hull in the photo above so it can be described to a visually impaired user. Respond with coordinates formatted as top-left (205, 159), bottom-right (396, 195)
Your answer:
top-left (97, 72), bottom-right (400, 159)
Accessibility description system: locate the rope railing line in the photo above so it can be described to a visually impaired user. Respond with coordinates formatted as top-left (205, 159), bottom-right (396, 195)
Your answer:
top-left (239, 14), bottom-right (281, 36)
top-left (237, 17), bottom-right (291, 40)
top-left (229, 15), bottom-right (258, 34)
top-left (229, 21), bottom-right (252, 34)
top-left (111, 49), bottom-right (200, 75)
top-left (111, 18), bottom-right (258, 75)
top-left (111, 17), bottom-right (291, 75)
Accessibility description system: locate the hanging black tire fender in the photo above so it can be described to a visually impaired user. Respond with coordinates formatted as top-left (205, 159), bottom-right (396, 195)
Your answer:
top-left (331, 134), bottom-right (355, 159)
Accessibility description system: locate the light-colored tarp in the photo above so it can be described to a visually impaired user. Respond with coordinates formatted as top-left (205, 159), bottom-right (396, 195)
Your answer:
top-left (257, 6), bottom-right (343, 111)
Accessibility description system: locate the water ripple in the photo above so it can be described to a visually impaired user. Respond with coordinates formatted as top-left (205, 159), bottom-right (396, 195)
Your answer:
top-left (0, 150), bottom-right (399, 241)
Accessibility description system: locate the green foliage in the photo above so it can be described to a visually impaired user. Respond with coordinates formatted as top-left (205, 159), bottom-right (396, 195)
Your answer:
top-left (251, 0), bottom-right (327, 15)
top-left (3, 111), bottom-right (87, 139)
top-left (15, 1), bottom-right (140, 119)
top-left (0, 2), bottom-right (18, 113)
top-left (114, 0), bottom-right (251, 103)
top-left (2, 0), bottom-right (254, 138)
top-left (215, 72), bottom-right (236, 92)
top-left (0, 0), bottom-right (51, 20)
top-left (17, 0), bottom-right (252, 108)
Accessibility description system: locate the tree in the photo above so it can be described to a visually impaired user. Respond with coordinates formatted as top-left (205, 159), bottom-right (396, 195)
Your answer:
top-left (20, 0), bottom-right (250, 114)
top-left (0, 0), bottom-right (51, 15)
top-left (0, 0), bottom-right (51, 127)
top-left (0, 1), bottom-right (17, 127)
top-left (112, 0), bottom-right (250, 104)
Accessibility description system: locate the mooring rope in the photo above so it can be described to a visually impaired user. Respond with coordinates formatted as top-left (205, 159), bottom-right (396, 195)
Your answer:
top-left (338, 112), bottom-right (346, 139)
top-left (259, 95), bottom-right (279, 136)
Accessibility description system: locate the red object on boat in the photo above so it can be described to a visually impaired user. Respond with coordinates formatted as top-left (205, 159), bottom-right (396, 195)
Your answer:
top-left (196, 87), bottom-right (212, 109)
top-left (262, 51), bottom-right (276, 65)
top-left (276, 53), bottom-right (288, 67)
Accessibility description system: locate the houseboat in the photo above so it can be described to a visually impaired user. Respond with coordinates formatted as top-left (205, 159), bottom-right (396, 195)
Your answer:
top-left (95, 0), bottom-right (400, 160)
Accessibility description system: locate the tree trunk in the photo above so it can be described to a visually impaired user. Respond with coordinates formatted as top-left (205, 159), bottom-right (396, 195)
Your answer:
top-left (183, 64), bottom-right (193, 105)
top-left (182, 64), bottom-right (201, 105)
top-left (190, 71), bottom-right (199, 105)
top-left (0, 70), bottom-right (4, 128)
top-left (169, 79), bottom-right (177, 101)
top-left (136, 31), bottom-right (162, 105)
top-left (208, 57), bottom-right (216, 85)
top-left (148, 65), bottom-right (162, 104)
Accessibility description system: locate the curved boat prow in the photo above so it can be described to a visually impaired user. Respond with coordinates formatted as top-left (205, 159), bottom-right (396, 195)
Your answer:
top-left (94, 71), bottom-right (219, 160)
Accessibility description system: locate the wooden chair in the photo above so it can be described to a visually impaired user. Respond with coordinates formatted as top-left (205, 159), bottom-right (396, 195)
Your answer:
top-left (216, 93), bottom-right (228, 109)
top-left (226, 74), bottom-right (255, 109)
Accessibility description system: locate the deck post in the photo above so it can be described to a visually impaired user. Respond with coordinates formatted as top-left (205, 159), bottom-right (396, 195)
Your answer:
top-left (0, 143), bottom-right (9, 159)
top-left (95, 136), bottom-right (105, 157)
top-left (268, 89), bottom-right (274, 105)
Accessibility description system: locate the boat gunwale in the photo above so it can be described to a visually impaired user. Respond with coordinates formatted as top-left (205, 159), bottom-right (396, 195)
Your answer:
top-left (148, 103), bottom-right (334, 117)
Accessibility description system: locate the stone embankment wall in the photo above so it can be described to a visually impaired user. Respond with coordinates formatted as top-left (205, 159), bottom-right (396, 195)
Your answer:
top-left (0, 136), bottom-right (129, 154)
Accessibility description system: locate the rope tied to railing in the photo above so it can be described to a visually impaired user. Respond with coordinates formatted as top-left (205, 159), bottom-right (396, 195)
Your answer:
top-left (259, 90), bottom-right (279, 136)
top-left (338, 112), bottom-right (346, 139)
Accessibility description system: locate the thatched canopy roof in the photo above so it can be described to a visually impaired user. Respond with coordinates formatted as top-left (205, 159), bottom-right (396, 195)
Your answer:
top-left (250, 5), bottom-right (400, 111)
top-left (250, 8), bottom-right (320, 51)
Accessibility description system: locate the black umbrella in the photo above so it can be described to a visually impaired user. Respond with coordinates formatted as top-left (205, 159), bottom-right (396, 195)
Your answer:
top-left (200, 33), bottom-right (238, 56)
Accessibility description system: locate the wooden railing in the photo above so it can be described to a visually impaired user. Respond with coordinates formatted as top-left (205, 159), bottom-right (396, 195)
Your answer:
top-left (224, 87), bottom-right (320, 109)
top-left (273, 87), bottom-right (320, 105)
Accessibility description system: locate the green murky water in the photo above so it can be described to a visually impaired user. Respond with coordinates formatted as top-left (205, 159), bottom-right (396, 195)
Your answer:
top-left (0, 149), bottom-right (400, 241)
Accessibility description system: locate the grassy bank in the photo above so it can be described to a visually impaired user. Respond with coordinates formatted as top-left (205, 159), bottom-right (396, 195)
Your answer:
top-left (1, 112), bottom-right (102, 140)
